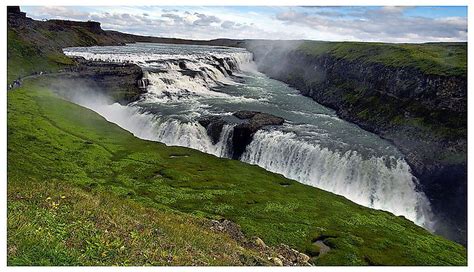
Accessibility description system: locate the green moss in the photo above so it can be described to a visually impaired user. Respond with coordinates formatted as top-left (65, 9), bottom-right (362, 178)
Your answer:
top-left (8, 179), bottom-right (271, 266)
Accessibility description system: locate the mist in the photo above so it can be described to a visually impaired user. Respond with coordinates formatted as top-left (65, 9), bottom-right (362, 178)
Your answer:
top-left (46, 77), bottom-right (159, 141)
top-left (245, 40), bottom-right (327, 87)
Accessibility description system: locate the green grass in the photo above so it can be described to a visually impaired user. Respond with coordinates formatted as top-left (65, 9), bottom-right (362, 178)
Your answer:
top-left (8, 179), bottom-right (272, 266)
top-left (298, 41), bottom-right (467, 77)
top-left (7, 79), bottom-right (467, 265)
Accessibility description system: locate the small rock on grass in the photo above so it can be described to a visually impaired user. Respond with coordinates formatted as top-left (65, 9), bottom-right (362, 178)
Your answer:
top-left (255, 237), bottom-right (267, 248)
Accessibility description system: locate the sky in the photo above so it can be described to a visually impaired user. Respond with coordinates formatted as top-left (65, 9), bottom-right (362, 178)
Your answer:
top-left (20, 6), bottom-right (468, 43)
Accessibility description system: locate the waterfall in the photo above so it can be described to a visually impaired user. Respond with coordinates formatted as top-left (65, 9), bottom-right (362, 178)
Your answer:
top-left (153, 120), bottom-right (233, 157)
top-left (64, 47), bottom-right (253, 101)
top-left (77, 99), bottom-right (433, 228)
top-left (137, 78), bottom-right (148, 89)
top-left (241, 130), bottom-right (433, 228)
top-left (71, 97), bottom-right (235, 158)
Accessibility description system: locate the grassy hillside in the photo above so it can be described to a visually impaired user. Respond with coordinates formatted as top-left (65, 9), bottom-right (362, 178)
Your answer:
top-left (298, 41), bottom-right (467, 77)
top-left (8, 177), bottom-right (273, 265)
top-left (7, 29), bottom-right (74, 83)
top-left (7, 78), bottom-right (467, 265)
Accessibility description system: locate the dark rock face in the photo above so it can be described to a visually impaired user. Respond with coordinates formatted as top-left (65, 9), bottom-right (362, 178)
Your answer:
top-left (47, 19), bottom-right (103, 34)
top-left (7, 6), bottom-right (25, 17)
top-left (250, 46), bottom-right (467, 244)
top-left (233, 111), bottom-right (285, 128)
top-left (49, 57), bottom-right (147, 104)
top-left (198, 116), bottom-right (226, 144)
top-left (232, 111), bottom-right (284, 159)
top-left (199, 111), bottom-right (284, 159)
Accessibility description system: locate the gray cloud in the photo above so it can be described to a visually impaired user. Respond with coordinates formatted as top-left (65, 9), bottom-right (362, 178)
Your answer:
top-left (192, 12), bottom-right (221, 26)
top-left (30, 6), bottom-right (90, 20)
top-left (221, 20), bottom-right (236, 29)
top-left (275, 7), bottom-right (467, 42)
top-left (25, 6), bottom-right (301, 40)
top-left (162, 8), bottom-right (179, 13)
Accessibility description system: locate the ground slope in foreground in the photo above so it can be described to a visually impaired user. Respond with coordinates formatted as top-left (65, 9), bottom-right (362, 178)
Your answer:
top-left (7, 79), bottom-right (467, 265)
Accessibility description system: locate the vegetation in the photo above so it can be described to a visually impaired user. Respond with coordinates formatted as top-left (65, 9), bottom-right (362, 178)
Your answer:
top-left (8, 178), bottom-right (273, 265)
top-left (298, 41), bottom-right (467, 77)
top-left (340, 82), bottom-right (466, 140)
top-left (7, 79), bottom-right (467, 265)
top-left (7, 29), bottom-right (74, 83)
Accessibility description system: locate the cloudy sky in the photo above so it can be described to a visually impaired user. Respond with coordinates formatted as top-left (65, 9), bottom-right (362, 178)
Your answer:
top-left (21, 6), bottom-right (467, 43)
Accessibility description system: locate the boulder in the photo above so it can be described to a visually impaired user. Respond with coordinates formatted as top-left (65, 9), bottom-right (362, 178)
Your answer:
top-left (254, 237), bottom-right (267, 248)
top-left (231, 111), bottom-right (284, 159)
top-left (270, 257), bottom-right (283, 266)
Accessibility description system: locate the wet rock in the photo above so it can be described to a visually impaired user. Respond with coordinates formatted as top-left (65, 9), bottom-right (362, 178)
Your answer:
top-left (233, 110), bottom-right (285, 128)
top-left (198, 111), bottom-right (284, 159)
top-left (198, 116), bottom-right (226, 144)
top-left (231, 111), bottom-right (284, 159)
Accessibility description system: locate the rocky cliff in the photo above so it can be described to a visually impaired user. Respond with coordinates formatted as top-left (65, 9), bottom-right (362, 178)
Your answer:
top-left (48, 57), bottom-right (147, 104)
top-left (247, 41), bottom-right (467, 244)
top-left (7, 6), bottom-right (146, 102)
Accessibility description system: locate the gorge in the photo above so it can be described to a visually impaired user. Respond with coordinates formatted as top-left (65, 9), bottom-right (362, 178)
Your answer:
top-left (62, 43), bottom-right (434, 232)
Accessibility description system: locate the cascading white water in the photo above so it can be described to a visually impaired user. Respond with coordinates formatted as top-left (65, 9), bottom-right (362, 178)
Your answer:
top-left (64, 46), bottom-right (252, 101)
top-left (241, 130), bottom-right (433, 227)
top-left (63, 43), bottom-right (434, 230)
top-left (72, 98), bottom-right (233, 157)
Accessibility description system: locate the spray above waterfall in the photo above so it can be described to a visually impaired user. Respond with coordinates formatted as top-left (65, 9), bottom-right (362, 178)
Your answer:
top-left (63, 42), bottom-right (434, 230)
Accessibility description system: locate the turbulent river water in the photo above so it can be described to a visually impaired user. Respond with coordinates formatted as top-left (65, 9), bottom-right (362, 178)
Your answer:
top-left (64, 42), bottom-right (434, 229)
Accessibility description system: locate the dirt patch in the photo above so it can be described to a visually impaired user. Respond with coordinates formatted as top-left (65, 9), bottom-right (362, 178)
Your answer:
top-left (314, 240), bottom-right (331, 257)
